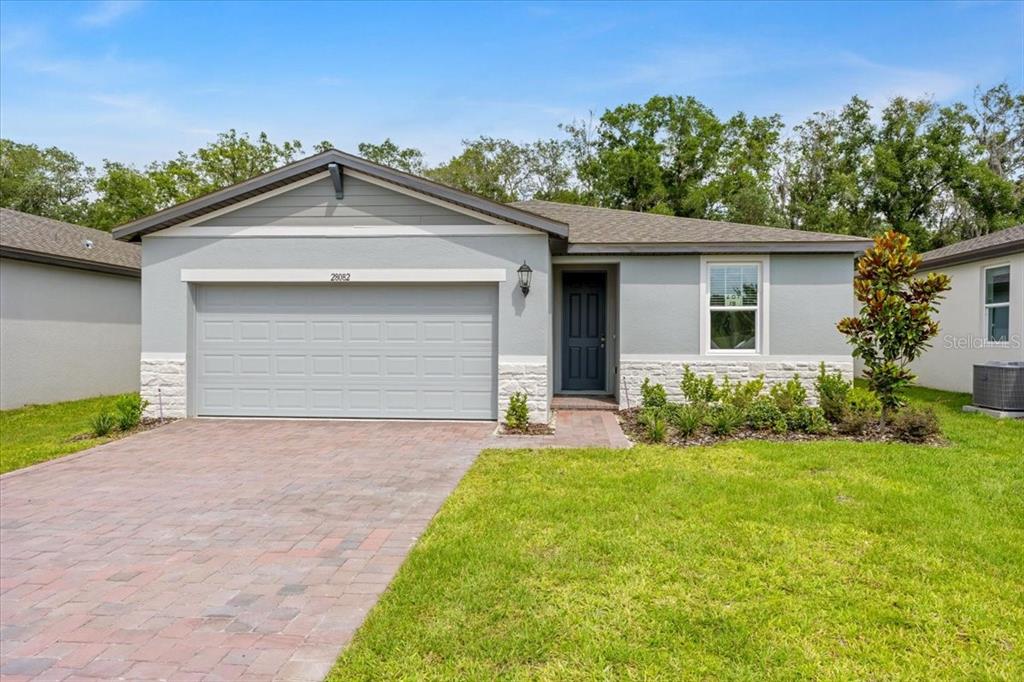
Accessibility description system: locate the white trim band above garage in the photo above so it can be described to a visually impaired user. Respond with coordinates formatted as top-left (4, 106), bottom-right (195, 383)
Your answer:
top-left (140, 352), bottom-right (187, 362)
top-left (179, 268), bottom-right (509, 284)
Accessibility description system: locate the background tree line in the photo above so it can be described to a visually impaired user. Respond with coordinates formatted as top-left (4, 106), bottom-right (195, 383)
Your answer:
top-left (1, 82), bottom-right (1020, 251)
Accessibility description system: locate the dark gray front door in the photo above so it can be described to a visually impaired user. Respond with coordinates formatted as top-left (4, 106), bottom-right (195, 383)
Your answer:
top-left (562, 272), bottom-right (606, 391)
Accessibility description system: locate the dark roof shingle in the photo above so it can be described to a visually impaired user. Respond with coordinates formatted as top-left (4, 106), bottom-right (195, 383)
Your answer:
top-left (920, 225), bottom-right (1024, 267)
top-left (511, 200), bottom-right (872, 251)
top-left (0, 209), bottom-right (140, 274)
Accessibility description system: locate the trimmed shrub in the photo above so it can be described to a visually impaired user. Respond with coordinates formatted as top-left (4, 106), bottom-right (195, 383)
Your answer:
top-left (639, 408), bottom-right (668, 443)
top-left (770, 376), bottom-right (808, 413)
top-left (91, 412), bottom-right (116, 437)
top-left (747, 396), bottom-right (784, 431)
top-left (706, 404), bottom-right (746, 436)
top-left (680, 365), bottom-right (718, 406)
top-left (847, 387), bottom-right (882, 417)
top-left (890, 406), bottom-right (940, 443)
top-left (837, 409), bottom-right (874, 435)
top-left (640, 378), bottom-right (668, 410)
top-left (719, 375), bottom-right (765, 410)
top-left (667, 404), bottom-right (703, 438)
top-left (787, 405), bottom-right (830, 434)
top-left (505, 392), bottom-right (530, 430)
top-left (114, 393), bottom-right (148, 431)
top-left (815, 362), bottom-right (851, 423)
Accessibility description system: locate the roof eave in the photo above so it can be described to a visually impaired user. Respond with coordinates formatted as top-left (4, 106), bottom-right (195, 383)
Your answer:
top-left (112, 150), bottom-right (569, 241)
top-left (566, 240), bottom-right (873, 255)
top-left (920, 240), bottom-right (1024, 269)
top-left (0, 246), bottom-right (141, 278)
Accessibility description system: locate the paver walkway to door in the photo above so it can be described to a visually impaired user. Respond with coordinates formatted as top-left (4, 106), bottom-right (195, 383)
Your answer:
top-left (0, 413), bottom-right (629, 681)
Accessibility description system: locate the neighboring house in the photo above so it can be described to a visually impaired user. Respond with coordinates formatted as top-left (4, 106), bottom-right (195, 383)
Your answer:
top-left (0, 209), bottom-right (141, 409)
top-left (112, 149), bottom-right (871, 422)
top-left (911, 226), bottom-right (1024, 393)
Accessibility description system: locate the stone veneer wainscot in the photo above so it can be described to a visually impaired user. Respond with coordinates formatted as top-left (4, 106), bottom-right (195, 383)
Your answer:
top-left (140, 356), bottom-right (186, 419)
top-left (143, 356), bottom-right (550, 422)
top-left (498, 357), bottom-right (549, 423)
top-left (619, 357), bottom-right (854, 409)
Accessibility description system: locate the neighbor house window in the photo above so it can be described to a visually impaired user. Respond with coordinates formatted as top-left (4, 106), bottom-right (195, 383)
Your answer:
top-left (984, 265), bottom-right (1011, 343)
top-left (708, 263), bottom-right (760, 351)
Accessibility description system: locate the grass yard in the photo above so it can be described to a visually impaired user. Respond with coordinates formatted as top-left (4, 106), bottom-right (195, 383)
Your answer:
top-left (0, 394), bottom-right (131, 474)
top-left (330, 387), bottom-right (1024, 680)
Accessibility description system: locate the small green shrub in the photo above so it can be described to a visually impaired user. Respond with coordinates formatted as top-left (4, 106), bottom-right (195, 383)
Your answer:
top-left (815, 362), bottom-right (851, 423)
top-left (847, 387), bottom-right (882, 417)
top-left (719, 375), bottom-right (765, 410)
top-left (91, 411), bottom-right (116, 437)
top-left (890, 406), bottom-right (940, 443)
top-left (505, 392), bottom-right (530, 430)
top-left (640, 378), bottom-right (668, 410)
top-left (770, 376), bottom-right (808, 413)
top-left (680, 365), bottom-right (718, 405)
top-left (836, 407), bottom-right (876, 436)
top-left (114, 393), bottom-right (148, 431)
top-left (706, 404), bottom-right (746, 436)
top-left (639, 408), bottom-right (668, 443)
top-left (787, 406), bottom-right (831, 434)
top-left (667, 404), bottom-right (703, 438)
top-left (747, 396), bottom-right (784, 431)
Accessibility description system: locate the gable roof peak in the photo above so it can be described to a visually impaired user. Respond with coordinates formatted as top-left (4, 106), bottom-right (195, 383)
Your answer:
top-left (112, 149), bottom-right (568, 241)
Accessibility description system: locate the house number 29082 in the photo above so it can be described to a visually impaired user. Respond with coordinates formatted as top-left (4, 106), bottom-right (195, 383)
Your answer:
top-left (330, 272), bottom-right (352, 282)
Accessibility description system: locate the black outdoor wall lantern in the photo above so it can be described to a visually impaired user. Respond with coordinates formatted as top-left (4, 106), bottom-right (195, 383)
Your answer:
top-left (517, 261), bottom-right (533, 296)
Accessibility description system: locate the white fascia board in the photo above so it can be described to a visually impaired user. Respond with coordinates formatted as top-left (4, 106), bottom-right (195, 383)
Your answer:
top-left (180, 268), bottom-right (508, 283)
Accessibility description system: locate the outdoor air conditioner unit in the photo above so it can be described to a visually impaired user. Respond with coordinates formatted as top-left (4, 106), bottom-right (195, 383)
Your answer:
top-left (972, 361), bottom-right (1024, 413)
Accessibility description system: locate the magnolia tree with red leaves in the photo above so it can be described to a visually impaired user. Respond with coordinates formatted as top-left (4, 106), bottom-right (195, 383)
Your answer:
top-left (837, 231), bottom-right (951, 421)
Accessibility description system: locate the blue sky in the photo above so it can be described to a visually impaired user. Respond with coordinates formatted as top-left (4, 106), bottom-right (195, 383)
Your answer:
top-left (1, 0), bottom-right (1022, 168)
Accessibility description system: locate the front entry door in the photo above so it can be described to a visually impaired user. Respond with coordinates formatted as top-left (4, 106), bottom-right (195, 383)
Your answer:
top-left (562, 272), bottom-right (607, 391)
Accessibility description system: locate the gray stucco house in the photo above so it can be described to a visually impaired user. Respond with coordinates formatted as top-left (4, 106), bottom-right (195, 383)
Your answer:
top-left (0, 209), bottom-right (141, 409)
top-left (112, 149), bottom-right (871, 421)
top-left (910, 226), bottom-right (1023, 393)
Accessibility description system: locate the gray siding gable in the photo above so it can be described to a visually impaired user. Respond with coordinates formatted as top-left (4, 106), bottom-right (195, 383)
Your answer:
top-left (197, 175), bottom-right (487, 227)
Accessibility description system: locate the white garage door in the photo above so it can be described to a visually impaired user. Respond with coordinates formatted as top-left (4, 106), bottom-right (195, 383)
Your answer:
top-left (194, 284), bottom-right (497, 419)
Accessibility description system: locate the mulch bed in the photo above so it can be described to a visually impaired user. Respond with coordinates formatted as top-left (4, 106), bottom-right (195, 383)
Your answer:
top-left (68, 418), bottom-right (177, 443)
top-left (617, 408), bottom-right (943, 447)
top-left (497, 423), bottom-right (556, 436)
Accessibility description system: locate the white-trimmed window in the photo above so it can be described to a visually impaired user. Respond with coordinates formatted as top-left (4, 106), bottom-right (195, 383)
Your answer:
top-left (706, 261), bottom-right (762, 353)
top-left (984, 264), bottom-right (1011, 343)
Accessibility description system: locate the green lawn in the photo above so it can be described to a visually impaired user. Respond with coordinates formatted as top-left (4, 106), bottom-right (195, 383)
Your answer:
top-left (0, 394), bottom-right (131, 474)
top-left (330, 387), bottom-right (1024, 680)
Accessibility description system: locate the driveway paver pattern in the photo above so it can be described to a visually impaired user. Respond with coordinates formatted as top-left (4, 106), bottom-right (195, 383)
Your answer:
top-left (1, 412), bottom-right (629, 681)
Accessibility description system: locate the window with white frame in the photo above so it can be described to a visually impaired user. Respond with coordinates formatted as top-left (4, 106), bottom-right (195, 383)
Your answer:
top-left (984, 265), bottom-right (1010, 343)
top-left (708, 263), bottom-right (760, 351)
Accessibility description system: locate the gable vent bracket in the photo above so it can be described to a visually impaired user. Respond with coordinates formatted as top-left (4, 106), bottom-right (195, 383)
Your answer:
top-left (328, 163), bottom-right (344, 200)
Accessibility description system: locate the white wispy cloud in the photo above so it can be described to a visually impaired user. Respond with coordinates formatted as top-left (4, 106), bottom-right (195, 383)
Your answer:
top-left (79, 1), bottom-right (144, 28)
top-left (601, 45), bottom-right (757, 89)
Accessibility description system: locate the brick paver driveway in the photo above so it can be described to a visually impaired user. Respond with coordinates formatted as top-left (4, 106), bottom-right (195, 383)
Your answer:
top-left (0, 419), bottom-right (497, 681)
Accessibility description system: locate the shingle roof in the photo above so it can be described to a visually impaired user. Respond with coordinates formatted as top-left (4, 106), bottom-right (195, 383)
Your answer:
top-left (920, 225), bottom-right (1024, 267)
top-left (0, 209), bottom-right (140, 275)
top-left (511, 200), bottom-right (872, 252)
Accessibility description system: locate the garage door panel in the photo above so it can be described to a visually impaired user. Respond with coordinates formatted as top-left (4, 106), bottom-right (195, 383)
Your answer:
top-left (195, 284), bottom-right (497, 419)
top-left (311, 322), bottom-right (343, 341)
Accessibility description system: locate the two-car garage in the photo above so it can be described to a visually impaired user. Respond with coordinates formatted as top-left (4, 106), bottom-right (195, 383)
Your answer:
top-left (193, 284), bottom-right (498, 420)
